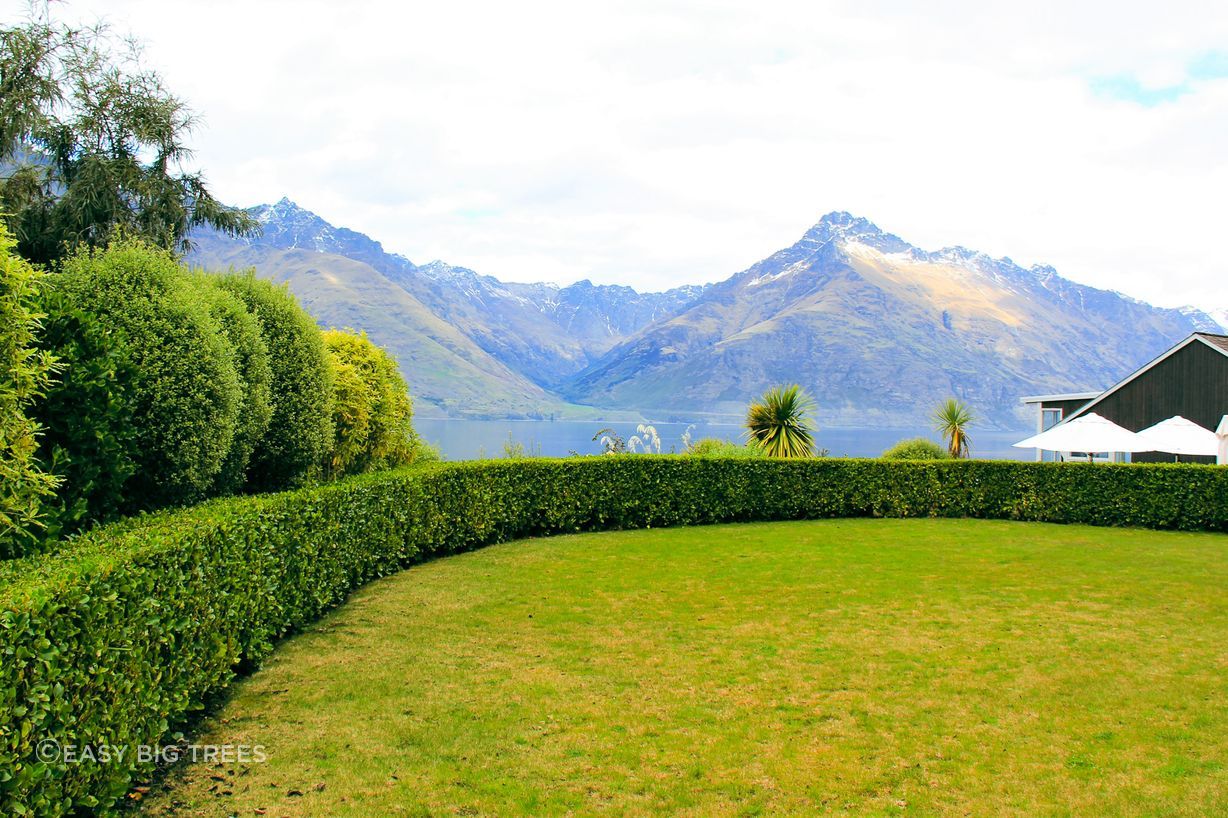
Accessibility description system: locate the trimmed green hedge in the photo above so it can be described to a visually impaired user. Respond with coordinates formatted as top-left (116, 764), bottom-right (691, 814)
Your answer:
top-left (2, 458), bottom-right (1227, 815)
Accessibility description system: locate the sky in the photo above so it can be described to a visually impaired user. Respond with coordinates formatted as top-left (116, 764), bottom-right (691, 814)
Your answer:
top-left (8, 0), bottom-right (1228, 309)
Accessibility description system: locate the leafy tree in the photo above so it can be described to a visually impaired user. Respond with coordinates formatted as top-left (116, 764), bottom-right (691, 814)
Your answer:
top-left (882, 437), bottom-right (949, 460)
top-left (0, 225), bottom-right (59, 557)
top-left (0, 4), bottom-right (256, 264)
top-left (322, 329), bottom-right (416, 478)
top-left (745, 384), bottom-right (817, 459)
top-left (220, 271), bottom-right (333, 490)
top-left (47, 239), bottom-right (241, 512)
top-left (933, 398), bottom-right (974, 459)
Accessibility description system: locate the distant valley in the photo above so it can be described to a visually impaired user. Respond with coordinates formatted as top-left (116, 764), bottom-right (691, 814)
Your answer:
top-left (190, 202), bottom-right (1226, 427)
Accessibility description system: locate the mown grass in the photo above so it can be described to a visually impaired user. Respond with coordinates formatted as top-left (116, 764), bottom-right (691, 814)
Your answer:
top-left (142, 519), bottom-right (1228, 816)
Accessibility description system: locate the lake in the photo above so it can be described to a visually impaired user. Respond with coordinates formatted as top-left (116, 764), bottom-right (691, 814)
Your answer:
top-left (415, 419), bottom-right (1033, 461)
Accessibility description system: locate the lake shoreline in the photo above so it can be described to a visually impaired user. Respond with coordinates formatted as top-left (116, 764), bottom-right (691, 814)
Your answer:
top-left (415, 418), bottom-right (1033, 461)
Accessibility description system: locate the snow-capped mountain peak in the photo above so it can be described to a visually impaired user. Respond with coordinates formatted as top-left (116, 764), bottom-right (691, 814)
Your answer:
top-left (243, 198), bottom-right (417, 278)
top-left (801, 211), bottom-right (914, 255)
top-left (1180, 305), bottom-right (1228, 333)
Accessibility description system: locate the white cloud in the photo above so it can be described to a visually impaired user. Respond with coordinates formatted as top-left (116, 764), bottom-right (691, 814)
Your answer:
top-left (7, 0), bottom-right (1228, 307)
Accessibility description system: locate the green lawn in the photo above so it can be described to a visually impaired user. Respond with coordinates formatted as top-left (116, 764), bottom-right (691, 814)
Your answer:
top-left (142, 519), bottom-right (1228, 817)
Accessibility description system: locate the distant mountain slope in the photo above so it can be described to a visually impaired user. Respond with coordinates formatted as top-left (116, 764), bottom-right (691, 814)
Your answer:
top-left (401, 262), bottom-right (706, 386)
top-left (189, 199), bottom-right (705, 415)
top-left (192, 202), bottom-right (1218, 427)
top-left (561, 213), bottom-right (1215, 426)
top-left (204, 199), bottom-right (705, 388)
top-left (187, 237), bottom-right (558, 418)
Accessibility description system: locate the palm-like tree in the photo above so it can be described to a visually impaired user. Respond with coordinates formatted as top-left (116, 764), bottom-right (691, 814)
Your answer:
top-left (933, 398), bottom-right (974, 458)
top-left (745, 384), bottom-right (817, 458)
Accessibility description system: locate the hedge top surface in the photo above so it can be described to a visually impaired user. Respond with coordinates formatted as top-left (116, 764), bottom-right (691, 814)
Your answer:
top-left (0, 499), bottom-right (221, 603)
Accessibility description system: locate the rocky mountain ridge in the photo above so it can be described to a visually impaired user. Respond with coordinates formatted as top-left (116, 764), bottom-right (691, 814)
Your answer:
top-left (190, 200), bottom-right (707, 413)
top-left (562, 212), bottom-right (1219, 425)
top-left (192, 203), bottom-right (1223, 426)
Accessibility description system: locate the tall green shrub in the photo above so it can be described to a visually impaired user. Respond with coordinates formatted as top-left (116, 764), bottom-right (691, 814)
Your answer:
top-left (192, 275), bottom-right (273, 495)
top-left (323, 329), bottom-right (416, 478)
top-left (0, 226), bottom-right (58, 557)
top-left (220, 272), bottom-right (332, 491)
top-left (882, 438), bottom-right (949, 460)
top-left (47, 240), bottom-right (241, 511)
top-left (685, 438), bottom-right (765, 458)
top-left (32, 285), bottom-right (138, 535)
top-left (326, 347), bottom-right (372, 477)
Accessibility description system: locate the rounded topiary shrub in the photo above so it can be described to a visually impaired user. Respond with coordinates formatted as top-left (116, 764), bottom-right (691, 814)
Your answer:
top-left (881, 437), bottom-right (949, 460)
top-left (192, 274), bottom-right (274, 495)
top-left (323, 328), bottom-right (416, 478)
top-left (220, 272), bottom-right (333, 491)
top-left (32, 283), bottom-right (139, 534)
top-left (45, 239), bottom-right (241, 512)
top-left (325, 348), bottom-right (372, 478)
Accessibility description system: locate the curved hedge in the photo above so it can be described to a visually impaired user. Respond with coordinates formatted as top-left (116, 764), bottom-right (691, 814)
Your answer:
top-left (2, 458), bottom-right (1226, 815)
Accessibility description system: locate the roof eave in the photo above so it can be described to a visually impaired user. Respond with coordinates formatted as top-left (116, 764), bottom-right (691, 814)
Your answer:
top-left (1066, 333), bottom-right (1228, 422)
top-left (1020, 392), bottom-right (1101, 405)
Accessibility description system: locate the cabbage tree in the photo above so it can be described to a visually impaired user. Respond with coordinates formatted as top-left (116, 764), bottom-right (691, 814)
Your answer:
top-left (745, 384), bottom-right (816, 459)
top-left (933, 398), bottom-right (974, 458)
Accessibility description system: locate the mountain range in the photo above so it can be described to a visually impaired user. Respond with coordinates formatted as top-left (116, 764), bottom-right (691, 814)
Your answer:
top-left (189, 201), bottom-right (1226, 427)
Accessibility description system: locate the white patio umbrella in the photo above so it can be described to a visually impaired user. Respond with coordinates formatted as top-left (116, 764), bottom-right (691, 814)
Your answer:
top-left (1013, 412), bottom-right (1150, 460)
top-left (1134, 416), bottom-right (1218, 459)
top-left (1218, 415), bottom-right (1228, 466)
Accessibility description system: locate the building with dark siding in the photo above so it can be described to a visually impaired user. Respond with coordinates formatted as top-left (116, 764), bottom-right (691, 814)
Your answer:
top-left (1022, 332), bottom-right (1228, 463)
